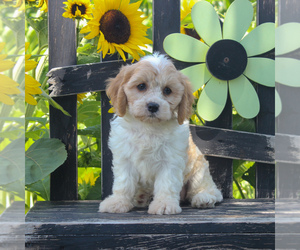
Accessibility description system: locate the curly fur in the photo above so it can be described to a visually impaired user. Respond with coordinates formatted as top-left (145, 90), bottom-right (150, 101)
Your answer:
top-left (99, 53), bottom-right (222, 215)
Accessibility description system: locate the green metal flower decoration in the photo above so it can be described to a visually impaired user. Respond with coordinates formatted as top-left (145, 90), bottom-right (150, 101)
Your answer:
top-left (275, 22), bottom-right (300, 116)
top-left (164, 0), bottom-right (275, 121)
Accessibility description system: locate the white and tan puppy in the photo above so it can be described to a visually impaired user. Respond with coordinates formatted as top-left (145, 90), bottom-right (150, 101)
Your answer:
top-left (99, 53), bottom-right (222, 215)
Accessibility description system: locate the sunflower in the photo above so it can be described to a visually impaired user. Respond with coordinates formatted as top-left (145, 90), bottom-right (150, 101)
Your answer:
top-left (77, 92), bottom-right (87, 104)
top-left (37, 0), bottom-right (48, 12)
top-left (13, 0), bottom-right (25, 11)
top-left (25, 42), bottom-right (42, 106)
top-left (0, 43), bottom-right (20, 106)
top-left (80, 0), bottom-right (152, 61)
top-left (62, 0), bottom-right (93, 20)
top-left (78, 169), bottom-right (99, 186)
top-left (164, 0), bottom-right (275, 121)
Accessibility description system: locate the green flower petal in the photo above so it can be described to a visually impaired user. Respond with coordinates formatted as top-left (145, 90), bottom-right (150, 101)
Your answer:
top-left (229, 75), bottom-right (260, 119)
top-left (181, 64), bottom-right (211, 92)
top-left (197, 77), bottom-right (228, 121)
top-left (244, 58), bottom-right (275, 87)
top-left (275, 89), bottom-right (282, 117)
top-left (276, 23), bottom-right (300, 56)
top-left (276, 57), bottom-right (300, 87)
top-left (191, 1), bottom-right (222, 46)
top-left (163, 33), bottom-right (209, 62)
top-left (240, 22), bottom-right (275, 57)
top-left (223, 0), bottom-right (253, 42)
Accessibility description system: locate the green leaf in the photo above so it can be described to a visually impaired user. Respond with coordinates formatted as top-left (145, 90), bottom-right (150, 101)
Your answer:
top-left (25, 138), bottom-right (67, 185)
top-left (232, 113), bottom-right (255, 132)
top-left (0, 139), bottom-right (24, 186)
top-left (78, 125), bottom-right (101, 138)
top-left (242, 163), bottom-right (256, 187)
top-left (25, 117), bottom-right (48, 126)
top-left (181, 13), bottom-right (194, 29)
top-left (86, 177), bottom-right (101, 200)
top-left (0, 129), bottom-right (24, 140)
top-left (77, 100), bottom-right (101, 127)
top-left (25, 10), bottom-right (48, 48)
top-left (25, 130), bottom-right (46, 140)
top-left (40, 89), bottom-right (71, 117)
top-left (26, 175), bottom-right (50, 201)
top-left (0, 179), bottom-right (25, 199)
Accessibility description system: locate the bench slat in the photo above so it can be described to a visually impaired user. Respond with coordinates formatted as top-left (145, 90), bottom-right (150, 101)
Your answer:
top-left (25, 199), bottom-right (275, 249)
top-left (190, 125), bottom-right (274, 164)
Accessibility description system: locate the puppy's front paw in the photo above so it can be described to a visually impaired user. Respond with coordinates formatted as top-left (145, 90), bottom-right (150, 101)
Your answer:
top-left (148, 199), bottom-right (182, 215)
top-left (191, 192), bottom-right (218, 208)
top-left (99, 195), bottom-right (133, 213)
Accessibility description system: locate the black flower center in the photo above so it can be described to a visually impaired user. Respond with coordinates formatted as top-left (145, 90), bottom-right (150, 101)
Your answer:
top-left (71, 4), bottom-right (86, 15)
top-left (206, 39), bottom-right (248, 81)
top-left (99, 9), bottom-right (131, 44)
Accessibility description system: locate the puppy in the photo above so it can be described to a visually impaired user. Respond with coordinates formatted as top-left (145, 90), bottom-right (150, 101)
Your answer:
top-left (99, 53), bottom-right (222, 215)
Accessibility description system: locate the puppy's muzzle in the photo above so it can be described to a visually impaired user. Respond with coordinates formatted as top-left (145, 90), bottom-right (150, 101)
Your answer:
top-left (147, 102), bottom-right (159, 114)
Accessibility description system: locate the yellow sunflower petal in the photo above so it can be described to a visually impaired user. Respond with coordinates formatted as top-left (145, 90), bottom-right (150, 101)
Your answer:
top-left (25, 42), bottom-right (29, 52)
top-left (25, 93), bottom-right (38, 106)
top-left (0, 60), bottom-right (15, 72)
top-left (0, 42), bottom-right (5, 52)
top-left (25, 60), bottom-right (38, 72)
top-left (0, 93), bottom-right (15, 105)
top-left (115, 47), bottom-right (127, 61)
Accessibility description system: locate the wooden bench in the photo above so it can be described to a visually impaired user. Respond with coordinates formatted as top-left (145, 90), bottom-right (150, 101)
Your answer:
top-left (26, 0), bottom-right (276, 248)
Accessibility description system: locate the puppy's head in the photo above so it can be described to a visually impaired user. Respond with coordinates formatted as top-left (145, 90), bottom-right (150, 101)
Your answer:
top-left (106, 54), bottom-right (194, 125)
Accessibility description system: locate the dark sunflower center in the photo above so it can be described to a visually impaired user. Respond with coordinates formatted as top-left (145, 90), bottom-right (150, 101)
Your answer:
top-left (99, 9), bottom-right (131, 44)
top-left (206, 39), bottom-right (248, 81)
top-left (71, 4), bottom-right (86, 15)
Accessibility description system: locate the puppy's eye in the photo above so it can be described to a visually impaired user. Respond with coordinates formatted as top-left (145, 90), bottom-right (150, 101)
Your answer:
top-left (163, 87), bottom-right (172, 95)
top-left (137, 83), bottom-right (147, 91)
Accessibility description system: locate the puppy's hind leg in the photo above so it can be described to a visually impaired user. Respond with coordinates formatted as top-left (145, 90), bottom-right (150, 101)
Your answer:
top-left (186, 155), bottom-right (223, 209)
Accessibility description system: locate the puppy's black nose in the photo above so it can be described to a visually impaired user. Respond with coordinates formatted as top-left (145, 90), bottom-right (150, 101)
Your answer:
top-left (147, 102), bottom-right (159, 113)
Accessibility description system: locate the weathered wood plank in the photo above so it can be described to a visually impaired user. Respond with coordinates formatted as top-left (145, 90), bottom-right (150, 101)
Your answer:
top-left (190, 125), bottom-right (274, 164)
top-left (0, 201), bottom-right (25, 249)
top-left (255, 0), bottom-right (275, 199)
top-left (25, 233), bottom-right (275, 249)
top-left (47, 60), bottom-right (203, 97)
top-left (25, 199), bottom-right (274, 233)
top-left (48, 0), bottom-right (78, 200)
top-left (47, 59), bottom-right (131, 96)
top-left (276, 133), bottom-right (300, 164)
top-left (25, 199), bottom-right (275, 248)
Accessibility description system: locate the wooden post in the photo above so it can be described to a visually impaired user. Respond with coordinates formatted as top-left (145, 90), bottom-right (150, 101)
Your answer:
top-left (49, 0), bottom-right (78, 200)
top-left (255, 0), bottom-right (275, 198)
top-left (153, 0), bottom-right (181, 53)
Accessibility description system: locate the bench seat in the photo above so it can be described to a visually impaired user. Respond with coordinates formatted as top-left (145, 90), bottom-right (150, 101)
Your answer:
top-left (25, 199), bottom-right (275, 249)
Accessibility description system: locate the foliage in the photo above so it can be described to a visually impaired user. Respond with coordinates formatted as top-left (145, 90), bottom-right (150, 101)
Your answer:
top-left (0, 0), bottom-right (259, 213)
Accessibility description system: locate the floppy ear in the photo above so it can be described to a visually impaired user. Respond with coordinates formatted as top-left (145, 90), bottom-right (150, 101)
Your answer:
top-left (177, 73), bottom-right (195, 125)
top-left (106, 65), bottom-right (134, 117)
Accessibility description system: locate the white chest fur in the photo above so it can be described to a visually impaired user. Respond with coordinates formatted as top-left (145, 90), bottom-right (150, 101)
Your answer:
top-left (108, 115), bottom-right (190, 186)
